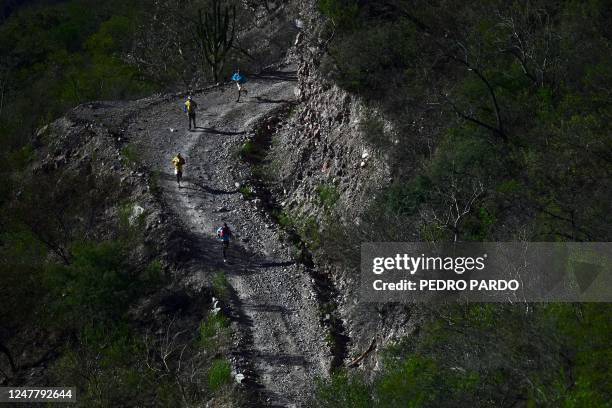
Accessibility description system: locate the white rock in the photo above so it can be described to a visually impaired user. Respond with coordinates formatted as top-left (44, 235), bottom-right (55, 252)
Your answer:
top-left (35, 124), bottom-right (49, 138)
top-left (129, 205), bottom-right (145, 225)
top-left (361, 151), bottom-right (369, 159)
top-left (211, 297), bottom-right (221, 314)
top-left (360, 161), bottom-right (366, 167)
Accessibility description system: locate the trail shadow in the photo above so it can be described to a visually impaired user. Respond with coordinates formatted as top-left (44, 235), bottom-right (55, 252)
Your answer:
top-left (253, 70), bottom-right (298, 82)
top-left (159, 172), bottom-right (240, 195)
top-left (218, 252), bottom-right (295, 277)
top-left (183, 181), bottom-right (238, 195)
top-left (225, 277), bottom-right (267, 399)
top-left (201, 127), bottom-right (246, 136)
top-left (159, 173), bottom-right (236, 196)
top-left (253, 96), bottom-right (291, 104)
top-left (175, 230), bottom-right (293, 406)
top-left (156, 175), bottom-right (304, 406)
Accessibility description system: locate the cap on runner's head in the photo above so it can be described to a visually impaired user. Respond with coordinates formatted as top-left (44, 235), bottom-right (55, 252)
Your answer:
top-left (187, 95), bottom-right (192, 100)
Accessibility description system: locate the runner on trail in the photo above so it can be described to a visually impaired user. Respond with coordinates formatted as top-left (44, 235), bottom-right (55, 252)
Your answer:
top-left (216, 222), bottom-right (233, 262)
top-left (184, 96), bottom-right (198, 130)
top-left (171, 153), bottom-right (186, 188)
top-left (231, 69), bottom-right (248, 102)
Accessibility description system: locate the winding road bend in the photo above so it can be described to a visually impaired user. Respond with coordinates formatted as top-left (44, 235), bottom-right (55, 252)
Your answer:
top-left (129, 65), bottom-right (330, 407)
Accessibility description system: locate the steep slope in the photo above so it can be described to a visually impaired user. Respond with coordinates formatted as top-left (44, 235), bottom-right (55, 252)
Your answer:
top-left (125, 65), bottom-right (329, 407)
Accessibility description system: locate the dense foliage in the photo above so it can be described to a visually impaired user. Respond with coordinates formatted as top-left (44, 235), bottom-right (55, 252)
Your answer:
top-left (0, 0), bottom-right (609, 405)
top-left (316, 303), bottom-right (611, 407)
top-left (0, 1), bottom-right (256, 403)
top-left (0, 0), bottom-right (273, 173)
top-left (0, 1), bottom-right (159, 383)
top-left (320, 0), bottom-right (611, 243)
top-left (315, 0), bottom-right (611, 406)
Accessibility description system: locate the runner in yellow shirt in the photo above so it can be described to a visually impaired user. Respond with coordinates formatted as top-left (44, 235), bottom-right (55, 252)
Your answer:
top-left (184, 96), bottom-right (198, 130)
top-left (171, 153), bottom-right (186, 188)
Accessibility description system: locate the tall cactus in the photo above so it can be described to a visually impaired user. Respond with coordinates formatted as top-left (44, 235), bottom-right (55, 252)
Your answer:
top-left (195, 0), bottom-right (236, 83)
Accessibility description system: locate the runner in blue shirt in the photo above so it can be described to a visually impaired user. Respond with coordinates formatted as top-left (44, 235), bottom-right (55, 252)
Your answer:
top-left (231, 69), bottom-right (248, 102)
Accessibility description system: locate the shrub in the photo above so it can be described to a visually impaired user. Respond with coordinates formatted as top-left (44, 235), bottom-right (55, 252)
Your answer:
top-left (44, 240), bottom-right (133, 327)
top-left (50, 323), bottom-right (161, 407)
top-left (240, 140), bottom-right (255, 157)
top-left (316, 183), bottom-right (340, 209)
top-left (319, 0), bottom-right (360, 31)
top-left (121, 143), bottom-right (140, 167)
top-left (239, 185), bottom-right (254, 200)
top-left (277, 210), bottom-right (295, 229)
top-left (314, 370), bottom-right (372, 408)
top-left (199, 312), bottom-right (230, 350)
top-left (375, 356), bottom-right (479, 407)
top-left (212, 271), bottom-right (229, 300)
top-left (300, 217), bottom-right (322, 250)
top-left (379, 176), bottom-right (432, 217)
top-left (239, 140), bottom-right (265, 162)
top-left (207, 358), bottom-right (232, 392)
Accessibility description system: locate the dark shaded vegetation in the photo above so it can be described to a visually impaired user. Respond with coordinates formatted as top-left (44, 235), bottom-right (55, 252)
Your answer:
top-left (195, 0), bottom-right (237, 82)
top-left (0, 0), bottom-right (276, 152)
top-left (0, 0), bottom-right (273, 403)
top-left (316, 303), bottom-right (611, 407)
top-left (319, 0), bottom-right (611, 244)
top-left (0, 0), bottom-right (154, 136)
top-left (0, 0), bottom-right (162, 385)
top-left (0, 165), bottom-right (168, 398)
top-left (315, 0), bottom-right (611, 406)
top-left (0, 0), bottom-right (609, 405)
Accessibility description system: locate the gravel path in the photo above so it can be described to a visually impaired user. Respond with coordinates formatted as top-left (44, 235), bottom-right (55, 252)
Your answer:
top-left (128, 66), bottom-right (330, 407)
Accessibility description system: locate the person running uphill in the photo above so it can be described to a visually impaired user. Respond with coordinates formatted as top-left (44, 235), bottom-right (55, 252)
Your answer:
top-left (216, 223), bottom-right (233, 262)
top-left (231, 70), bottom-right (248, 102)
top-left (172, 153), bottom-right (186, 188)
top-left (184, 96), bottom-right (198, 130)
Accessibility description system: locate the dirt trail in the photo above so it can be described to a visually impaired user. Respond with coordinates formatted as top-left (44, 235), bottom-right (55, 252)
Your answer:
top-left (128, 66), bottom-right (329, 407)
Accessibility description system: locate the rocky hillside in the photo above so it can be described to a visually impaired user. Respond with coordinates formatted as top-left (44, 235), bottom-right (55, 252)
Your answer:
top-left (1, 1), bottom-right (609, 407)
top-left (243, 1), bottom-right (611, 405)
